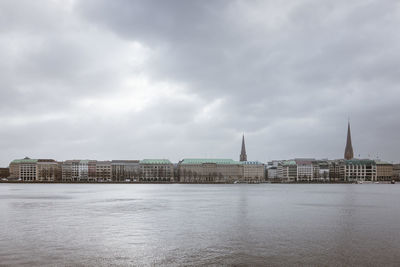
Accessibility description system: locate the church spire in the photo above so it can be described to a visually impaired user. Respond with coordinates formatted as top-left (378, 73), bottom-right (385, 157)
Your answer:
top-left (240, 134), bottom-right (247, 162)
top-left (344, 121), bottom-right (354, 160)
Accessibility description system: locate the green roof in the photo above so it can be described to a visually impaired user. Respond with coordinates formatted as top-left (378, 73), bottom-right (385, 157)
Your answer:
top-left (181, 158), bottom-right (239, 165)
top-left (282, 160), bottom-right (296, 166)
top-left (345, 159), bottom-right (376, 165)
top-left (375, 160), bottom-right (392, 165)
top-left (140, 159), bottom-right (172, 164)
top-left (10, 158), bottom-right (38, 164)
top-left (240, 161), bottom-right (264, 165)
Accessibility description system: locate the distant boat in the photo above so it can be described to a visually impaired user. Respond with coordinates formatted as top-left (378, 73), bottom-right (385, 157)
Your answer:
top-left (233, 181), bottom-right (238, 184)
top-left (374, 182), bottom-right (380, 184)
top-left (391, 180), bottom-right (396, 184)
top-left (357, 180), bottom-right (363, 184)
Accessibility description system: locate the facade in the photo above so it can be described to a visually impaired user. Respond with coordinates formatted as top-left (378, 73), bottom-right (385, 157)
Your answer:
top-left (88, 160), bottom-right (97, 181)
top-left (345, 159), bottom-right (377, 182)
top-left (329, 159), bottom-right (377, 182)
top-left (267, 166), bottom-right (278, 180)
top-left (62, 160), bottom-right (115, 182)
top-left (277, 160), bottom-right (297, 182)
top-left (9, 157), bottom-right (60, 181)
top-left (96, 161), bottom-right (112, 181)
top-left (318, 161), bottom-right (330, 181)
top-left (295, 158), bottom-right (320, 181)
top-left (111, 160), bottom-right (140, 181)
top-left (376, 161), bottom-right (393, 181)
top-left (20, 160), bottom-right (37, 181)
top-left (241, 161), bottom-right (265, 182)
top-left (62, 160), bottom-right (89, 182)
top-left (179, 159), bottom-right (243, 183)
top-left (0, 168), bottom-right (9, 178)
top-left (139, 159), bottom-right (174, 182)
top-left (36, 159), bottom-right (60, 181)
top-left (329, 160), bottom-right (345, 182)
top-left (393, 164), bottom-right (400, 181)
top-left (9, 161), bottom-right (20, 180)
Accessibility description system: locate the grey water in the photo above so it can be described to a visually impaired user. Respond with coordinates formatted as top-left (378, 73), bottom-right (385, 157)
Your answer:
top-left (1, 184), bottom-right (400, 266)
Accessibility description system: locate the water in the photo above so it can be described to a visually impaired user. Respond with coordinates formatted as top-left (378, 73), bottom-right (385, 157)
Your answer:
top-left (1, 184), bottom-right (400, 266)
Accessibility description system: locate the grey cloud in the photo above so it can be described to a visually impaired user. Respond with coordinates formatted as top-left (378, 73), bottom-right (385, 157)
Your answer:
top-left (1, 0), bottom-right (400, 166)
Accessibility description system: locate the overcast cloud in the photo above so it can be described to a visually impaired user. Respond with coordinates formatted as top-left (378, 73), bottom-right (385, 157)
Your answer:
top-left (1, 0), bottom-right (400, 166)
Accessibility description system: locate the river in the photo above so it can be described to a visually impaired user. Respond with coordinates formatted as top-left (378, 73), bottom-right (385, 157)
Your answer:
top-left (1, 184), bottom-right (399, 266)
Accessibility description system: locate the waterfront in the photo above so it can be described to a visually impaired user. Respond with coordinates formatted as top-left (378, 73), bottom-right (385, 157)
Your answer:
top-left (1, 184), bottom-right (400, 266)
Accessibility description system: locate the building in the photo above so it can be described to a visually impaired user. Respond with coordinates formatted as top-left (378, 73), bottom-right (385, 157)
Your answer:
top-left (0, 168), bottom-right (10, 178)
top-left (9, 157), bottom-right (60, 182)
top-left (329, 159), bottom-right (377, 182)
top-left (240, 134), bottom-right (247, 161)
top-left (345, 159), bottom-right (377, 182)
top-left (376, 161), bottom-right (393, 181)
top-left (344, 122), bottom-right (354, 160)
top-left (267, 166), bottom-right (278, 180)
top-left (139, 159), bottom-right (174, 182)
top-left (62, 160), bottom-right (89, 182)
top-left (179, 159), bottom-right (243, 183)
top-left (277, 160), bottom-right (297, 182)
top-left (329, 160), bottom-right (345, 182)
top-left (36, 159), bottom-right (60, 181)
top-left (393, 164), bottom-right (400, 181)
top-left (96, 161), bottom-right (112, 181)
top-left (111, 160), bottom-right (140, 181)
top-left (241, 161), bottom-right (265, 182)
top-left (318, 160), bottom-right (330, 181)
top-left (295, 158), bottom-right (320, 182)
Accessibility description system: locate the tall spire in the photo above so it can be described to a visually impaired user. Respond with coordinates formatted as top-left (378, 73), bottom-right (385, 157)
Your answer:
top-left (240, 134), bottom-right (247, 162)
top-left (344, 121), bottom-right (354, 160)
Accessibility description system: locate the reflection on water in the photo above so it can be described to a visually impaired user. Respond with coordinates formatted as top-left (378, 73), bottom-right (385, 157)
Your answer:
top-left (1, 184), bottom-right (400, 266)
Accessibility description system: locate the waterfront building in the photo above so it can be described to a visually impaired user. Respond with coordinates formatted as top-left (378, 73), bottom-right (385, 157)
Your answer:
top-left (318, 160), bottom-right (330, 181)
top-left (9, 160), bottom-right (20, 180)
top-left (37, 159), bottom-right (60, 181)
top-left (328, 160), bottom-right (345, 182)
top-left (295, 158), bottom-right (320, 181)
top-left (240, 135), bottom-right (247, 161)
top-left (88, 160), bottom-right (97, 181)
top-left (96, 161), bottom-right (112, 181)
top-left (329, 159), bottom-right (377, 182)
top-left (0, 168), bottom-right (9, 178)
top-left (139, 159), bottom-right (173, 182)
top-left (62, 160), bottom-right (89, 182)
top-left (345, 159), bottom-right (377, 182)
top-left (241, 161), bottom-right (265, 182)
top-left (267, 166), bottom-right (278, 180)
top-left (393, 164), bottom-right (400, 181)
top-left (277, 160), bottom-right (297, 182)
top-left (179, 159), bottom-right (243, 183)
top-left (9, 157), bottom-right (60, 181)
top-left (344, 122), bottom-right (354, 160)
top-left (111, 160), bottom-right (140, 181)
top-left (376, 161), bottom-right (393, 181)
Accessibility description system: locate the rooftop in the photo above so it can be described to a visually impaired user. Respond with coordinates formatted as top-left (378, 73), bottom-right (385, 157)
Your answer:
top-left (11, 157), bottom-right (38, 164)
top-left (282, 160), bottom-right (297, 166)
top-left (345, 159), bottom-right (376, 165)
top-left (240, 161), bottom-right (264, 165)
top-left (140, 159), bottom-right (172, 165)
top-left (181, 158), bottom-right (239, 165)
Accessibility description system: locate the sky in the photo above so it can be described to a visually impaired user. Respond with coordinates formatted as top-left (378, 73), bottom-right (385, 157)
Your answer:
top-left (1, 0), bottom-right (400, 166)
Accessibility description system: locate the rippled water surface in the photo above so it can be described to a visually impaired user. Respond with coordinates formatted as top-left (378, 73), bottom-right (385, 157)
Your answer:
top-left (1, 184), bottom-right (400, 266)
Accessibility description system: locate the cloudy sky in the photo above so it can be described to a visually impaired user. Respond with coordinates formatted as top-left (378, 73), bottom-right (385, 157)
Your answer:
top-left (1, 0), bottom-right (400, 166)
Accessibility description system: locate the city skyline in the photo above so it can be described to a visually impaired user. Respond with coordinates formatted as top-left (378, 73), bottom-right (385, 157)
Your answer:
top-left (2, 121), bottom-right (396, 168)
top-left (1, 1), bottom-right (400, 167)
top-left (0, 121), bottom-right (397, 167)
